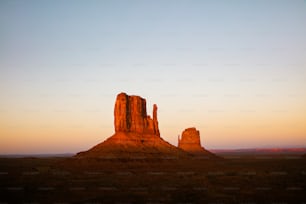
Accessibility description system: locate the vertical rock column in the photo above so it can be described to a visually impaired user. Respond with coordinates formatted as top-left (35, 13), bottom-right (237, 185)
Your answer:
top-left (114, 93), bottom-right (130, 132)
top-left (129, 95), bottom-right (147, 133)
top-left (153, 104), bottom-right (160, 136)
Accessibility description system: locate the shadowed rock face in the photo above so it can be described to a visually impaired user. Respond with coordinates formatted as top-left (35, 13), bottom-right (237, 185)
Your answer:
top-left (114, 93), bottom-right (160, 136)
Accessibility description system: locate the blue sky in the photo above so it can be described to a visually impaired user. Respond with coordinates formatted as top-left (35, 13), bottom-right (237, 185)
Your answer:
top-left (1, 0), bottom-right (306, 153)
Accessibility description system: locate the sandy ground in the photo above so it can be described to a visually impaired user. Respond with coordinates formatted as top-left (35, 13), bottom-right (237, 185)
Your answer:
top-left (0, 155), bottom-right (305, 203)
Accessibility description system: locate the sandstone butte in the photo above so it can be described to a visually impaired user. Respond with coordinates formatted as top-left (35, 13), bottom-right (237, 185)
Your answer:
top-left (76, 92), bottom-right (215, 159)
top-left (178, 127), bottom-right (216, 157)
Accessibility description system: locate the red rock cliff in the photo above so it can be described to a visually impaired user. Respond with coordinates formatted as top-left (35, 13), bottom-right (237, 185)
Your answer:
top-left (114, 92), bottom-right (160, 136)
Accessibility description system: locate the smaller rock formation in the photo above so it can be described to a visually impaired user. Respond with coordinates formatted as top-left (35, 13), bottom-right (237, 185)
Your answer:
top-left (178, 127), bottom-right (216, 157)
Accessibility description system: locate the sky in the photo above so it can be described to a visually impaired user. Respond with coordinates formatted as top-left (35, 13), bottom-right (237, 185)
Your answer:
top-left (0, 0), bottom-right (306, 154)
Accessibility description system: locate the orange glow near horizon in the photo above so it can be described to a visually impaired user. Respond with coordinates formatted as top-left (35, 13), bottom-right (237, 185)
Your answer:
top-left (1, 94), bottom-right (305, 154)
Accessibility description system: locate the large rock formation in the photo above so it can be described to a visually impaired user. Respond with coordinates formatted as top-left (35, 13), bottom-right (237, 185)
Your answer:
top-left (76, 92), bottom-right (186, 159)
top-left (114, 93), bottom-right (160, 136)
top-left (178, 127), bottom-right (215, 157)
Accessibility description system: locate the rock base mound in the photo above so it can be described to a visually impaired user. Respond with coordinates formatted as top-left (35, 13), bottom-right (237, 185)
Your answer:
top-left (76, 132), bottom-right (188, 159)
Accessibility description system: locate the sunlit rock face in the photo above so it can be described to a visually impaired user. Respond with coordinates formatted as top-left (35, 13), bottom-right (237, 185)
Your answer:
top-left (178, 127), bottom-right (201, 149)
top-left (178, 127), bottom-right (214, 157)
top-left (114, 92), bottom-right (160, 136)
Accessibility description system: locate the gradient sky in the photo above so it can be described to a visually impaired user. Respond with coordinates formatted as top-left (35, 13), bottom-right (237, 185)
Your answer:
top-left (1, 0), bottom-right (306, 154)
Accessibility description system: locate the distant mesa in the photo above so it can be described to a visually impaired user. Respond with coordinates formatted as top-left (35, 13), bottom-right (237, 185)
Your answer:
top-left (76, 92), bottom-right (215, 159)
top-left (178, 127), bottom-right (215, 157)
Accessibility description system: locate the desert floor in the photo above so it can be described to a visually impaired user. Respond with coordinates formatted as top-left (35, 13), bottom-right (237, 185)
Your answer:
top-left (0, 155), bottom-right (305, 203)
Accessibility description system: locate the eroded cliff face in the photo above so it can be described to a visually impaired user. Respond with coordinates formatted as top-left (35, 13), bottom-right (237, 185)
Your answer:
top-left (114, 92), bottom-right (160, 136)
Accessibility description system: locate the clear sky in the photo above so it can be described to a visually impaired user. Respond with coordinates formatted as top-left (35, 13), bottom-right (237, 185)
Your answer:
top-left (1, 0), bottom-right (306, 154)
